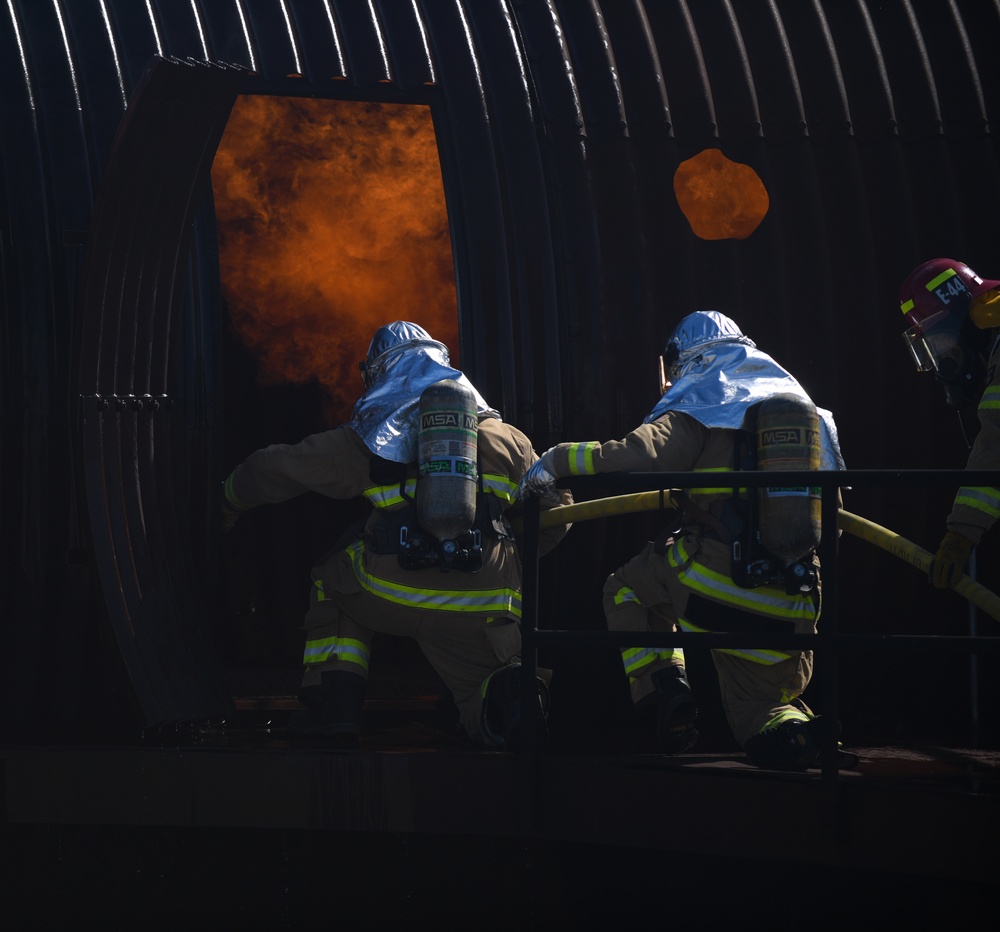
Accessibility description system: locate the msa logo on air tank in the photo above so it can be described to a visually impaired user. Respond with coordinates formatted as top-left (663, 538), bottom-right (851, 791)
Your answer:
top-left (420, 411), bottom-right (478, 430)
top-left (759, 427), bottom-right (820, 447)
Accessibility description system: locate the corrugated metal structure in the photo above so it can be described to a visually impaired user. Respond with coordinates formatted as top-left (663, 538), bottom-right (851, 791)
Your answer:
top-left (1, 0), bottom-right (998, 752)
top-left (2, 1), bottom-right (1000, 925)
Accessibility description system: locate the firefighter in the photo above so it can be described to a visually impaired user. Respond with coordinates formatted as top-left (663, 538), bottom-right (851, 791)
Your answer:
top-left (898, 258), bottom-right (1000, 588)
top-left (518, 310), bottom-right (847, 769)
top-left (222, 321), bottom-right (572, 748)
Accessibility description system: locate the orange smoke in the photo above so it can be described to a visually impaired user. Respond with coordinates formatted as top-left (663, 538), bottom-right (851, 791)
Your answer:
top-left (673, 148), bottom-right (769, 240)
top-left (212, 95), bottom-right (458, 422)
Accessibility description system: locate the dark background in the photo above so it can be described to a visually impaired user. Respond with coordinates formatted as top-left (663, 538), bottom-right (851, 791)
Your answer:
top-left (1, 0), bottom-right (998, 748)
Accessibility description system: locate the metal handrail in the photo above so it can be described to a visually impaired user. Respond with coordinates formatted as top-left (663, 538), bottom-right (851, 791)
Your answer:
top-left (517, 468), bottom-right (1000, 824)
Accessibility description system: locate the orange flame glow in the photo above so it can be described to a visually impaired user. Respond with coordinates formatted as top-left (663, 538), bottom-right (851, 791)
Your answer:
top-left (212, 95), bottom-right (458, 422)
top-left (673, 148), bottom-right (769, 241)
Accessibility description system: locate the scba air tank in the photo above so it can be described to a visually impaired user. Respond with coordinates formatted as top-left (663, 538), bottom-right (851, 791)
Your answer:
top-left (417, 379), bottom-right (479, 542)
top-left (755, 392), bottom-right (822, 565)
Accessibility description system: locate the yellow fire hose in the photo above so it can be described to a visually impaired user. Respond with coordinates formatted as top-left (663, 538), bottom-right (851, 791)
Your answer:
top-left (519, 490), bottom-right (1000, 622)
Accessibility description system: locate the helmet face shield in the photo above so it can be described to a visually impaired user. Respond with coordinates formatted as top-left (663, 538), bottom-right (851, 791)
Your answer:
top-left (904, 314), bottom-right (988, 409)
top-left (901, 325), bottom-right (936, 372)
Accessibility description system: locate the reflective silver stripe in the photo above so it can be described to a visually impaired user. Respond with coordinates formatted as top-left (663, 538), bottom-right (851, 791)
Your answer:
top-left (566, 442), bottom-right (598, 475)
top-left (667, 536), bottom-right (815, 665)
top-left (363, 478), bottom-right (417, 508)
top-left (302, 636), bottom-right (370, 670)
top-left (621, 646), bottom-right (676, 677)
top-left (668, 538), bottom-right (816, 622)
top-left (482, 473), bottom-right (517, 504)
top-left (955, 485), bottom-right (1000, 518)
top-left (614, 586), bottom-right (640, 605)
top-left (347, 540), bottom-right (522, 617)
top-left (677, 617), bottom-right (791, 664)
top-left (980, 385), bottom-right (1000, 410)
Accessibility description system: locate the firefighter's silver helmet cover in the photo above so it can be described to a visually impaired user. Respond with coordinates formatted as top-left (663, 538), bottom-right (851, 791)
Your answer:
top-left (349, 320), bottom-right (500, 463)
top-left (646, 310), bottom-right (844, 470)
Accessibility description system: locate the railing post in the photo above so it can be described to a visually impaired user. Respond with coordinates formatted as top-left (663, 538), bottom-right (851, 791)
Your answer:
top-left (517, 493), bottom-right (541, 832)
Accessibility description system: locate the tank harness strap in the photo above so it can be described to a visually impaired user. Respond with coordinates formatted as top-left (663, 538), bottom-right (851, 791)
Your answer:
top-left (668, 489), bottom-right (733, 544)
top-left (365, 461), bottom-right (510, 572)
top-left (665, 421), bottom-right (817, 596)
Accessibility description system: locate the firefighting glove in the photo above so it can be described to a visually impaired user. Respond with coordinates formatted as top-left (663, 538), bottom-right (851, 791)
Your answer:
top-left (929, 531), bottom-right (974, 589)
top-left (517, 450), bottom-right (563, 506)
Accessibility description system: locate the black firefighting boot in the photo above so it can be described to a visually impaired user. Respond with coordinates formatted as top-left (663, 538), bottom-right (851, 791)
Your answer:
top-left (743, 698), bottom-right (857, 770)
top-left (288, 670), bottom-right (366, 748)
top-left (481, 662), bottom-right (550, 751)
top-left (649, 665), bottom-right (699, 754)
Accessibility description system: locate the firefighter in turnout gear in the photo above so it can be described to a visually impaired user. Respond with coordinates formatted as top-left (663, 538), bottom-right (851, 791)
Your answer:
top-left (518, 311), bottom-right (847, 769)
top-left (222, 321), bottom-right (572, 748)
top-left (898, 258), bottom-right (1000, 588)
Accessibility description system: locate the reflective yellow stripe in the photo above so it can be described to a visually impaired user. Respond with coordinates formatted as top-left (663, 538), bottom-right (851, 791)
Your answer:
top-left (667, 537), bottom-right (816, 665)
top-left (347, 540), bottom-right (522, 616)
top-left (979, 385), bottom-right (1000, 410)
top-left (482, 473), bottom-right (517, 504)
top-left (614, 585), bottom-right (640, 606)
top-left (689, 466), bottom-right (747, 496)
top-left (926, 267), bottom-right (958, 292)
top-left (302, 636), bottom-right (370, 671)
top-left (363, 478), bottom-right (417, 508)
top-left (621, 647), bottom-right (680, 679)
top-left (955, 486), bottom-right (1000, 518)
top-left (757, 706), bottom-right (810, 733)
top-left (566, 442), bottom-right (598, 475)
top-left (613, 587), bottom-right (686, 677)
top-left (900, 298), bottom-right (915, 315)
top-left (677, 616), bottom-right (791, 664)
top-left (668, 538), bottom-right (816, 622)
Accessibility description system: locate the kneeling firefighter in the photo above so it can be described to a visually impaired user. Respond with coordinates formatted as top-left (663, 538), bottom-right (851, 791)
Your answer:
top-left (519, 310), bottom-right (848, 769)
top-left (222, 321), bottom-right (572, 748)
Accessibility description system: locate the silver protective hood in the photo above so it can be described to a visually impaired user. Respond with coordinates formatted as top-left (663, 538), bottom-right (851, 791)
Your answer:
top-left (348, 321), bottom-right (501, 463)
top-left (644, 311), bottom-right (845, 470)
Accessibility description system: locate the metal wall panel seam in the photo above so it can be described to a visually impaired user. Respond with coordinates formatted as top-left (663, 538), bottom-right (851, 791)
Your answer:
top-left (327, 0), bottom-right (391, 87)
top-left (464, 0), bottom-right (555, 434)
top-left (650, 0), bottom-right (718, 145)
top-left (278, 0), bottom-right (305, 75)
top-left (370, 0), bottom-right (435, 90)
top-left (818, 0), bottom-right (897, 140)
top-left (4, 0), bottom-right (37, 109)
top-left (238, 0), bottom-right (301, 80)
top-left (516, 3), bottom-right (607, 433)
top-left (761, 0), bottom-right (851, 142)
top-left (558, 2), bottom-right (650, 431)
top-left (97, 0), bottom-right (129, 108)
top-left (419, 2), bottom-right (508, 408)
top-left (581, 0), bottom-right (628, 136)
top-left (885, 0), bottom-right (943, 137)
top-left (408, 0), bottom-right (437, 84)
top-left (733, 0), bottom-right (806, 142)
top-left (925, 0), bottom-right (989, 137)
top-left (624, 0), bottom-right (672, 137)
top-left (319, 0), bottom-right (349, 79)
top-left (706, 0), bottom-right (764, 142)
top-left (186, 0), bottom-right (213, 61)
